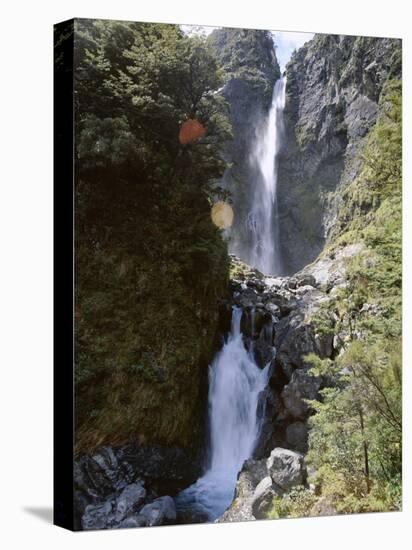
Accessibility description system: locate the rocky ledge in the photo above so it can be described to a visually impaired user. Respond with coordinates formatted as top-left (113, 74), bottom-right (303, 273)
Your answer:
top-left (223, 251), bottom-right (356, 456)
top-left (219, 447), bottom-right (307, 522)
top-left (74, 444), bottom-right (201, 530)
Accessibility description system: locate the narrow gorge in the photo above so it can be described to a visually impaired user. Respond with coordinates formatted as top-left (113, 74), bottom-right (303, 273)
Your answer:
top-left (69, 22), bottom-right (402, 529)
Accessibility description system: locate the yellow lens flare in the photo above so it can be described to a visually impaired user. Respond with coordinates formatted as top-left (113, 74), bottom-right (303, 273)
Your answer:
top-left (211, 202), bottom-right (234, 229)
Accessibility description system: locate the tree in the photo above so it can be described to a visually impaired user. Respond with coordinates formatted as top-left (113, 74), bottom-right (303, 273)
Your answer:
top-left (72, 20), bottom-right (232, 453)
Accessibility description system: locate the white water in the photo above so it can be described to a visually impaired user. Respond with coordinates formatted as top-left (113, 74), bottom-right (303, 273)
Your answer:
top-left (244, 76), bottom-right (287, 275)
top-left (175, 308), bottom-right (269, 521)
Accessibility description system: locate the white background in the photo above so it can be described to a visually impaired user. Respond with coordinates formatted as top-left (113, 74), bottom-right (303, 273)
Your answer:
top-left (0, 0), bottom-right (410, 548)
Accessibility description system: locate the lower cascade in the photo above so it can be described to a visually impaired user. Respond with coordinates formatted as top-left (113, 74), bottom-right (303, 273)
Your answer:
top-left (175, 308), bottom-right (269, 521)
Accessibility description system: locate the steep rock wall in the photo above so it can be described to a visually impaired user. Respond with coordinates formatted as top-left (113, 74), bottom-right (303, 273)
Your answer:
top-left (278, 34), bottom-right (401, 274)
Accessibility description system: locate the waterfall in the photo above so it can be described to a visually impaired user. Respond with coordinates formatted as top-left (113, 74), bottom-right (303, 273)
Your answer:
top-left (249, 76), bottom-right (286, 275)
top-left (176, 77), bottom-right (284, 523)
top-left (232, 76), bottom-right (286, 276)
top-left (175, 308), bottom-right (269, 521)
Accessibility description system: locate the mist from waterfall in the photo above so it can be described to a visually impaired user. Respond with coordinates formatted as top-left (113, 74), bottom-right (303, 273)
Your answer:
top-left (175, 308), bottom-right (269, 521)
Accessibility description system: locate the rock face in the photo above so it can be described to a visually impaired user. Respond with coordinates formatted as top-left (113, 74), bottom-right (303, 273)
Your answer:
top-left (278, 34), bottom-right (401, 273)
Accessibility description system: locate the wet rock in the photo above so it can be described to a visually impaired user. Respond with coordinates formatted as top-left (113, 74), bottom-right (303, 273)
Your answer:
top-left (267, 358), bottom-right (289, 389)
top-left (218, 458), bottom-right (268, 522)
top-left (285, 277), bottom-right (297, 289)
top-left (253, 336), bottom-right (275, 368)
top-left (266, 448), bottom-right (307, 491)
top-left (139, 496), bottom-right (177, 527)
top-left (240, 307), bottom-right (270, 340)
top-left (220, 448), bottom-right (307, 523)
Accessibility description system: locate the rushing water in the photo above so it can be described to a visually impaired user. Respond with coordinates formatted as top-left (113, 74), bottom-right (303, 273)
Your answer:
top-left (249, 75), bottom-right (286, 275)
top-left (175, 308), bottom-right (269, 521)
top-left (231, 76), bottom-right (286, 276)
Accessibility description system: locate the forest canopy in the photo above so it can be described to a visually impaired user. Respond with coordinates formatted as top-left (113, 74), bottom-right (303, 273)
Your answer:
top-left (73, 20), bottom-right (231, 453)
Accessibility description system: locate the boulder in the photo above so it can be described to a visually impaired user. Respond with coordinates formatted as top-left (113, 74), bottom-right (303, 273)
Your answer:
top-left (75, 447), bottom-right (130, 498)
top-left (115, 482), bottom-right (146, 523)
top-left (266, 448), bottom-right (307, 491)
top-left (251, 476), bottom-right (279, 519)
top-left (139, 496), bottom-right (177, 527)
top-left (217, 458), bottom-right (268, 523)
top-left (81, 481), bottom-right (148, 530)
top-left (234, 458), bottom-right (268, 499)
top-left (82, 499), bottom-right (115, 530)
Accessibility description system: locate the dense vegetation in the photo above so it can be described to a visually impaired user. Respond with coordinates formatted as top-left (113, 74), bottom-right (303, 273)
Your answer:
top-left (72, 20), bottom-right (231, 454)
top-left (268, 78), bottom-right (402, 517)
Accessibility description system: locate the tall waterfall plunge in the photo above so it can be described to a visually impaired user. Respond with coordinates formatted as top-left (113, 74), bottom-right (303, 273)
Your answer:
top-left (175, 308), bottom-right (269, 521)
top-left (175, 78), bottom-right (284, 522)
top-left (232, 76), bottom-right (286, 276)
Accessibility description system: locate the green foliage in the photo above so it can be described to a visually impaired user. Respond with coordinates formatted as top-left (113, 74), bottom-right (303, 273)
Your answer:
top-left (73, 20), bottom-right (231, 453)
top-left (304, 79), bottom-right (402, 514)
top-left (266, 487), bottom-right (317, 519)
